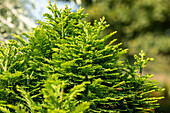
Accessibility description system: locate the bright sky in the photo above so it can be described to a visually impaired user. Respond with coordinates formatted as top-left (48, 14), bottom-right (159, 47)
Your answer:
top-left (33, 0), bottom-right (79, 21)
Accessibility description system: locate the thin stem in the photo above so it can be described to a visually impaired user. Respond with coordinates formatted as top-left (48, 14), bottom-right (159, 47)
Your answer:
top-left (59, 85), bottom-right (64, 110)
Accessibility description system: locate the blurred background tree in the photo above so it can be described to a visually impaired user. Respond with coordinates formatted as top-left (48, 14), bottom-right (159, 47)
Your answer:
top-left (55, 0), bottom-right (170, 76)
top-left (0, 0), bottom-right (36, 42)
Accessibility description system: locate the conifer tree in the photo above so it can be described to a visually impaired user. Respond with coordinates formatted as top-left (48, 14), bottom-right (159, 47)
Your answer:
top-left (55, 0), bottom-right (170, 75)
top-left (0, 1), bottom-right (164, 112)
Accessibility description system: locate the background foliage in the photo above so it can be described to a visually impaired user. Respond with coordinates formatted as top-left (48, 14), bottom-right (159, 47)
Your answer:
top-left (0, 0), bottom-right (36, 42)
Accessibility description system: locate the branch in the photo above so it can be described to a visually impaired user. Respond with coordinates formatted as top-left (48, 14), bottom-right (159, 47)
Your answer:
top-left (4, 2), bottom-right (36, 29)
top-left (0, 16), bottom-right (15, 28)
top-left (4, 3), bottom-right (20, 18)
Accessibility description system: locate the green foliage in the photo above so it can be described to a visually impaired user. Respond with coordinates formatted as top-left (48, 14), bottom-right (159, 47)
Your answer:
top-left (61, 0), bottom-right (170, 75)
top-left (0, 1), bottom-right (164, 112)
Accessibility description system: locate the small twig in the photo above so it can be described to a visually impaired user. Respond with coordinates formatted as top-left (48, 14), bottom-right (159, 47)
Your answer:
top-left (58, 85), bottom-right (64, 110)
